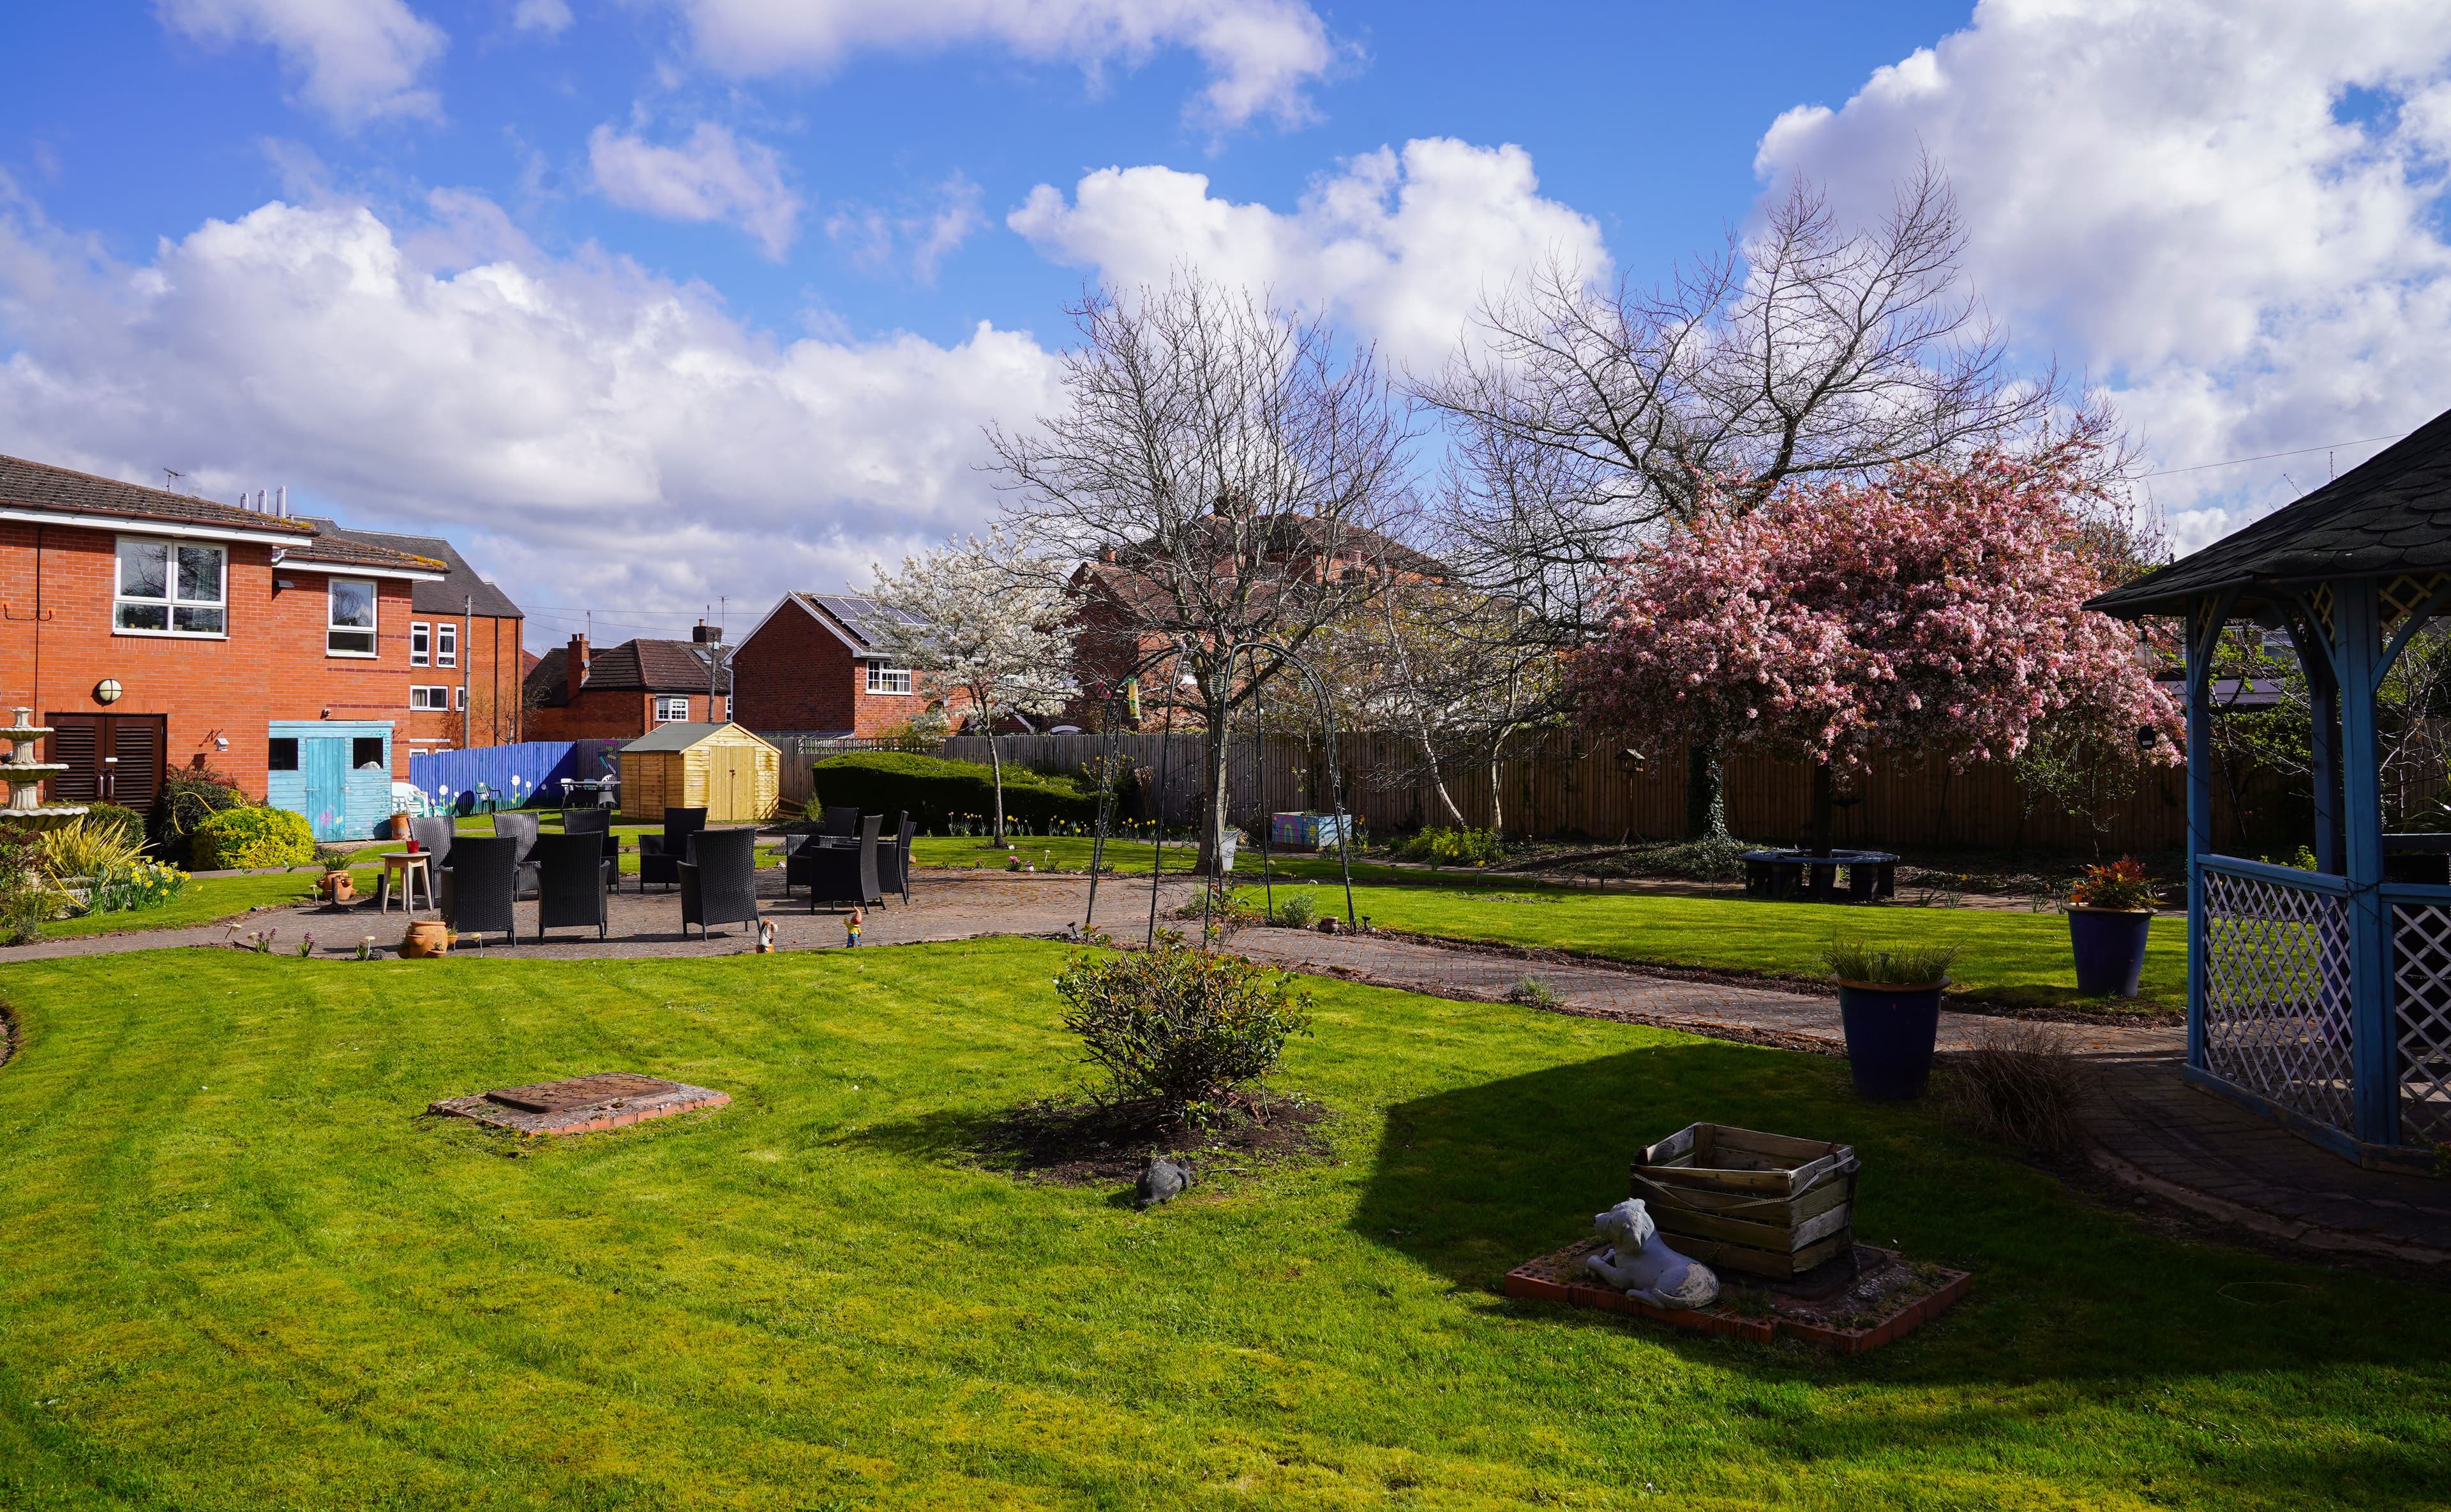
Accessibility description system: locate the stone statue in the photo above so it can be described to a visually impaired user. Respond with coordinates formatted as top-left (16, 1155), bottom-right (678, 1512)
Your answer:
top-left (1584, 1198), bottom-right (1719, 1310)
top-left (1134, 1156), bottom-right (1192, 1208)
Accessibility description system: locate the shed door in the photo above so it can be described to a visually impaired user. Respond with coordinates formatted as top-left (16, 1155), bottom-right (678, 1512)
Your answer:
top-left (710, 744), bottom-right (757, 821)
top-left (302, 737), bottom-right (350, 841)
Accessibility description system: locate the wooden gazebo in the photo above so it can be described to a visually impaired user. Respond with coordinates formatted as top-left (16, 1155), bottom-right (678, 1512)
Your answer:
top-left (2091, 411), bottom-right (2451, 1167)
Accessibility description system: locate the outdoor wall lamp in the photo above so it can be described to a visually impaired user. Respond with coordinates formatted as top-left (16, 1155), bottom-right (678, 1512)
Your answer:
top-left (93, 678), bottom-right (122, 705)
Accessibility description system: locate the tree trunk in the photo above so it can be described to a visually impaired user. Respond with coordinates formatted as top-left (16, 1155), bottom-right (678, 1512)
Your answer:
top-left (1684, 735), bottom-right (1728, 840)
top-left (1197, 707), bottom-right (1233, 880)
top-left (987, 730), bottom-right (1008, 845)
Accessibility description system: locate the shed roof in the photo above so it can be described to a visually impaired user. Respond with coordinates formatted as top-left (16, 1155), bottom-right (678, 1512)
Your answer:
top-left (2090, 407), bottom-right (2451, 618)
top-left (620, 721), bottom-right (775, 753)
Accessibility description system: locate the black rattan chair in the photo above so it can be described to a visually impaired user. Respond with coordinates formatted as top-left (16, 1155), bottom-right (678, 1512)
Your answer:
top-left (874, 811), bottom-right (915, 904)
top-left (638, 807), bottom-right (707, 892)
top-left (820, 804), bottom-right (862, 839)
top-left (789, 815), bottom-right (880, 911)
top-left (440, 835), bottom-right (519, 947)
top-left (560, 808), bottom-right (620, 883)
top-left (493, 810), bottom-right (542, 897)
top-left (532, 832), bottom-right (611, 941)
top-left (679, 827), bottom-right (760, 939)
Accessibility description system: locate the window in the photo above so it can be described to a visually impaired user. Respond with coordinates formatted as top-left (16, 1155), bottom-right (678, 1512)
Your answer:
top-left (410, 622), bottom-right (430, 666)
top-left (327, 579), bottom-right (377, 656)
top-left (267, 737), bottom-right (299, 772)
top-left (456, 684), bottom-right (468, 711)
top-left (410, 685), bottom-right (450, 710)
top-left (437, 622), bottom-right (457, 668)
top-left (655, 696), bottom-right (690, 723)
top-left (866, 663), bottom-right (913, 695)
top-left (114, 537), bottom-right (226, 636)
top-left (351, 737), bottom-right (386, 770)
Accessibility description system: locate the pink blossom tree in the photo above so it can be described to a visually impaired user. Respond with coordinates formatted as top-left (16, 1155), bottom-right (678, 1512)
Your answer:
top-left (1573, 441), bottom-right (2182, 858)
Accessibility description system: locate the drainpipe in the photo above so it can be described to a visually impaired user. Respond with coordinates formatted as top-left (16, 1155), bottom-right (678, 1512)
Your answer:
top-left (462, 594), bottom-right (473, 751)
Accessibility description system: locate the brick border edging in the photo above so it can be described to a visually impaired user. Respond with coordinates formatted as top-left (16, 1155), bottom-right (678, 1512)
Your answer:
top-left (1502, 1241), bottom-right (1971, 1354)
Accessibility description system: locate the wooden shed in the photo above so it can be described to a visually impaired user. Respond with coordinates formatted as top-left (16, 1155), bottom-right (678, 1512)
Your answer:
top-left (617, 722), bottom-right (779, 825)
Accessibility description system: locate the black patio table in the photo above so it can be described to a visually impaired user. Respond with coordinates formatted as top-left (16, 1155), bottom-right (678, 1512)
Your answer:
top-left (1739, 848), bottom-right (1900, 903)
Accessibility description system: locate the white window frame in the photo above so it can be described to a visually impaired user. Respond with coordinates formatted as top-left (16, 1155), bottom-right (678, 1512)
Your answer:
top-left (437, 622), bottom-right (457, 668)
top-left (326, 578), bottom-right (379, 657)
top-left (410, 621), bottom-right (430, 666)
top-left (112, 535), bottom-right (228, 639)
top-left (866, 662), bottom-right (913, 695)
top-left (410, 685), bottom-right (450, 711)
top-left (456, 684), bottom-right (468, 711)
top-left (654, 695), bottom-right (690, 723)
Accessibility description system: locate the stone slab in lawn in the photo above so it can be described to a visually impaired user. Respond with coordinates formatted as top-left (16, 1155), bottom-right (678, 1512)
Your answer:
top-left (428, 1072), bottom-right (729, 1135)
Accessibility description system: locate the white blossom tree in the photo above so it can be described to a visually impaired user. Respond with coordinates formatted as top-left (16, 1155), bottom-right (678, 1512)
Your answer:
top-left (866, 530), bottom-right (1079, 845)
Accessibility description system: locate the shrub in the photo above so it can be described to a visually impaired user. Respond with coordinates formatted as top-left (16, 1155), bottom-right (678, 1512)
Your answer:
top-left (1054, 935), bottom-right (1314, 1122)
top-left (811, 752), bottom-right (1099, 833)
top-left (1398, 826), bottom-right (1505, 867)
top-left (1945, 1021), bottom-right (2085, 1157)
top-left (0, 825), bottom-right (54, 944)
top-left (36, 818), bottom-right (147, 883)
top-left (80, 802), bottom-right (147, 851)
top-left (192, 805), bottom-right (317, 870)
top-left (1272, 889), bottom-right (1319, 929)
top-left (1630, 835), bottom-right (1753, 885)
top-left (1822, 939), bottom-right (1958, 986)
top-left (152, 765), bottom-right (249, 864)
top-left (2070, 855), bottom-right (2157, 911)
top-left (1506, 975), bottom-right (1561, 1008)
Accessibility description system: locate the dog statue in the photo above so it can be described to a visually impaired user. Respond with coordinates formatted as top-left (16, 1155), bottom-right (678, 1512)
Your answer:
top-left (1584, 1198), bottom-right (1719, 1310)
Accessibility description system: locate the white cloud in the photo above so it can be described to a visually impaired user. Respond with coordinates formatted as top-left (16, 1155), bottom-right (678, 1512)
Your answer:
top-left (1010, 137), bottom-right (1609, 370)
top-left (157, 0), bottom-right (448, 126)
top-left (1752, 0), bottom-right (2451, 550)
top-left (0, 192), bottom-right (1060, 624)
top-left (511, 0), bottom-right (571, 35)
top-left (827, 174), bottom-right (985, 285)
top-left (588, 122), bottom-right (804, 259)
top-left (668, 0), bottom-right (1341, 129)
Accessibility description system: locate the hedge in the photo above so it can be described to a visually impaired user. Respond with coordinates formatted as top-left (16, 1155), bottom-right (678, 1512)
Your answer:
top-left (810, 752), bottom-right (1099, 832)
top-left (192, 805), bottom-right (318, 870)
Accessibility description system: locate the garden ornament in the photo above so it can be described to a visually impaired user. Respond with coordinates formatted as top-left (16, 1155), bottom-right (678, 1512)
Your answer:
top-left (756, 919), bottom-right (777, 954)
top-left (1134, 1156), bottom-right (1192, 1208)
top-left (845, 906), bottom-right (864, 948)
top-left (1584, 1198), bottom-right (1719, 1309)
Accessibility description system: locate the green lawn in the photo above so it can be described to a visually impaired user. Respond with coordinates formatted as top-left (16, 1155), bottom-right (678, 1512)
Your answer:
top-left (1, 941), bottom-right (2439, 1509)
top-left (36, 867), bottom-right (384, 941)
top-left (911, 834), bottom-right (1421, 885)
top-left (1240, 882), bottom-right (2188, 1015)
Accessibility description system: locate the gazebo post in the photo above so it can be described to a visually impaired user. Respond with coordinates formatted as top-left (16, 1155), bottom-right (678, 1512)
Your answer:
top-left (2308, 671), bottom-right (2344, 876)
top-left (2184, 611), bottom-right (2215, 1074)
top-left (2334, 578), bottom-right (2397, 1147)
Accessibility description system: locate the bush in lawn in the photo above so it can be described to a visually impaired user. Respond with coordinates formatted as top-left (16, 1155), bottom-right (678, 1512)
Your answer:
top-left (1273, 890), bottom-right (1319, 928)
top-left (1398, 826), bottom-right (1504, 867)
top-left (151, 765), bottom-right (250, 865)
top-left (812, 752), bottom-right (1098, 834)
top-left (192, 805), bottom-right (317, 870)
top-left (79, 802), bottom-right (147, 851)
top-left (1054, 934), bottom-right (1313, 1123)
top-left (36, 818), bottom-right (147, 885)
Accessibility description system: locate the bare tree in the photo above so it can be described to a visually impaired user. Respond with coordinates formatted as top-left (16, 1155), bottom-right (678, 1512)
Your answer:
top-left (993, 274), bottom-right (1414, 873)
top-left (1420, 160), bottom-right (2085, 837)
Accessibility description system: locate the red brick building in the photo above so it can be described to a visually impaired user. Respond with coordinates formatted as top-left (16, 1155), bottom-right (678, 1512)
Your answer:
top-left (0, 453), bottom-right (447, 816)
top-left (731, 592), bottom-right (964, 738)
top-left (523, 634), bottom-right (731, 740)
top-left (307, 521), bottom-right (526, 755)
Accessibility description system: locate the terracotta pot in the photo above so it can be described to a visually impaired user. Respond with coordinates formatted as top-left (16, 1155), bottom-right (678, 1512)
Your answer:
top-left (389, 813), bottom-right (410, 840)
top-left (400, 920), bottom-right (449, 958)
top-left (319, 872), bottom-right (355, 902)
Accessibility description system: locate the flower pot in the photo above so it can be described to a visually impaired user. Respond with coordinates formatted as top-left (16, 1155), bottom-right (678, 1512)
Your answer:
top-left (2067, 906), bottom-right (2152, 997)
top-left (319, 872), bottom-right (355, 903)
top-left (389, 813), bottom-right (410, 841)
top-left (400, 920), bottom-right (449, 958)
top-left (1836, 980), bottom-right (1944, 1100)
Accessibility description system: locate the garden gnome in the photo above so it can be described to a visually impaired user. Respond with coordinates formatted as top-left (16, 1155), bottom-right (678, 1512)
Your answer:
top-left (845, 906), bottom-right (864, 948)
top-left (1134, 1156), bottom-right (1192, 1208)
top-left (756, 919), bottom-right (777, 954)
top-left (1584, 1198), bottom-right (1719, 1309)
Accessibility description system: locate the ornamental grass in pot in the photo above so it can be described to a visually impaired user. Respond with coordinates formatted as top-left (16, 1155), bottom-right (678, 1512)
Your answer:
top-left (2066, 856), bottom-right (2157, 998)
top-left (1824, 939), bottom-right (1959, 1100)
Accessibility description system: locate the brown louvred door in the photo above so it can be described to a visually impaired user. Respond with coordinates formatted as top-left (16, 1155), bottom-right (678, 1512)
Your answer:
top-left (46, 714), bottom-right (169, 810)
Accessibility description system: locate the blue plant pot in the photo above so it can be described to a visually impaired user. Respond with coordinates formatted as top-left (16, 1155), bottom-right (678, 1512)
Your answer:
top-left (2068, 908), bottom-right (2152, 998)
top-left (1836, 982), bottom-right (1944, 1100)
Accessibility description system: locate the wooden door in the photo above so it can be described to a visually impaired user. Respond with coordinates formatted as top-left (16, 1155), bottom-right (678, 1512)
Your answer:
top-left (301, 737), bottom-right (350, 840)
top-left (45, 714), bottom-right (168, 810)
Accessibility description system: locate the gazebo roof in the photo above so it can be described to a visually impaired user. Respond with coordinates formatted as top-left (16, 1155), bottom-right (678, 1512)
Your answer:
top-left (2090, 405), bottom-right (2451, 619)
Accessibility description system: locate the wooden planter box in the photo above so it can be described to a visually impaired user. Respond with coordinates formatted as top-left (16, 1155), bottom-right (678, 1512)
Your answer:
top-left (1631, 1123), bottom-right (1858, 1280)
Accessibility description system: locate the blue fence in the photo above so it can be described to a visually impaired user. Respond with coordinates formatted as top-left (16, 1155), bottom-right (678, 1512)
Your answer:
top-left (407, 739), bottom-right (626, 816)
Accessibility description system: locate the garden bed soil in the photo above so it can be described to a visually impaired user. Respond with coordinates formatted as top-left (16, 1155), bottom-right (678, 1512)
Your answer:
top-left (1505, 1237), bottom-right (1969, 1353)
top-left (969, 1090), bottom-right (1333, 1186)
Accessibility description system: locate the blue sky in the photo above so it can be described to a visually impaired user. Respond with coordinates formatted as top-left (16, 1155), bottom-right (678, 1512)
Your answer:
top-left (4, 1), bottom-right (2450, 648)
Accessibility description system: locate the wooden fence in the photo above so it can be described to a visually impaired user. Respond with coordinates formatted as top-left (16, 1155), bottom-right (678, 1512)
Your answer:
top-left (932, 730), bottom-right (2293, 856)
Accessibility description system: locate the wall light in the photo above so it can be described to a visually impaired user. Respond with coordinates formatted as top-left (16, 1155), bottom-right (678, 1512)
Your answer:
top-left (93, 678), bottom-right (122, 705)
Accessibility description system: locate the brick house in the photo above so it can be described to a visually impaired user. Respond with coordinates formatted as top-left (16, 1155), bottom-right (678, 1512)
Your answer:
top-left (730, 592), bottom-right (970, 738)
top-left (0, 453), bottom-right (447, 833)
top-left (306, 521), bottom-right (526, 754)
top-left (523, 634), bottom-right (731, 740)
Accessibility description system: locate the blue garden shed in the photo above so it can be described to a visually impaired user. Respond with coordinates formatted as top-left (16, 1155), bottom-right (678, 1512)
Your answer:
top-left (2090, 408), bottom-right (2451, 1169)
top-left (267, 720), bottom-right (394, 841)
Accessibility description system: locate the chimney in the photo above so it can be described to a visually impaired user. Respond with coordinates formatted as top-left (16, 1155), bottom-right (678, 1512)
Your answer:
top-left (567, 633), bottom-right (590, 690)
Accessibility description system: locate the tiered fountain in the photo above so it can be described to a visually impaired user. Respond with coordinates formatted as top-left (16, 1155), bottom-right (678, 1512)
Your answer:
top-left (1, 707), bottom-right (87, 831)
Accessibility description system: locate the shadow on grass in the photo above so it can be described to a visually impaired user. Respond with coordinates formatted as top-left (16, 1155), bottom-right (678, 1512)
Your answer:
top-left (1351, 1037), bottom-right (2451, 1390)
